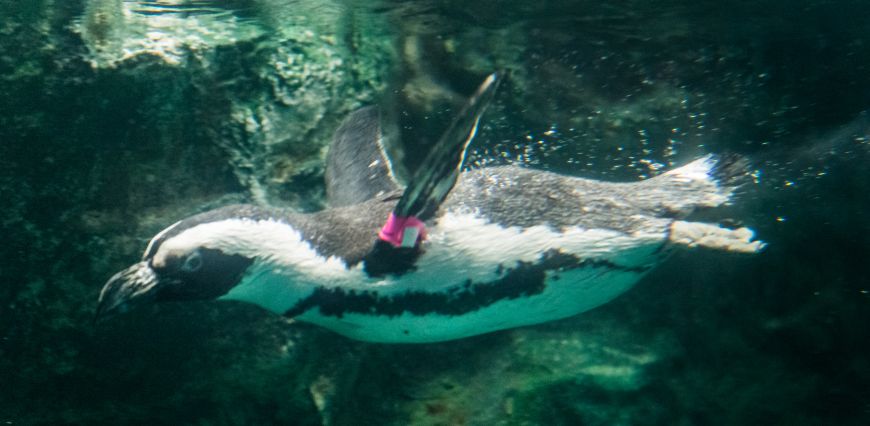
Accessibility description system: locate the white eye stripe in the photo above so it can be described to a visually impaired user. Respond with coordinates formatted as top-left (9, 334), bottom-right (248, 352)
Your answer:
top-left (143, 220), bottom-right (182, 259)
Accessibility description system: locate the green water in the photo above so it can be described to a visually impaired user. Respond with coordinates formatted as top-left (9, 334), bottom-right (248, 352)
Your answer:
top-left (1, 0), bottom-right (868, 424)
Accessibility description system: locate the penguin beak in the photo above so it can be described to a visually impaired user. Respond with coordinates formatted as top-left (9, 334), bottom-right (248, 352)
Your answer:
top-left (95, 261), bottom-right (160, 324)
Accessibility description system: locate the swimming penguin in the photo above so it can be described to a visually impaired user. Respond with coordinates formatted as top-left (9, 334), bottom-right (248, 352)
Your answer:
top-left (96, 73), bottom-right (764, 343)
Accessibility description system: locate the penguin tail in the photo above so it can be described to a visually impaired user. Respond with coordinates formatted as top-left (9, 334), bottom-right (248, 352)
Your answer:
top-left (660, 153), bottom-right (752, 192)
top-left (642, 153), bottom-right (753, 214)
top-left (709, 152), bottom-right (753, 189)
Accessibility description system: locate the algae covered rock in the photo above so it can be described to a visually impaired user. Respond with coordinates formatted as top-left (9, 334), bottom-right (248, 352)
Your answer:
top-left (1, 1), bottom-right (392, 424)
top-left (76, 0), bottom-right (395, 206)
top-left (339, 317), bottom-right (678, 425)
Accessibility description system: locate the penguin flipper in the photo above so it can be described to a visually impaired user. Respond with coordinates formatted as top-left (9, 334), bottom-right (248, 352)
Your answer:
top-left (393, 72), bottom-right (501, 221)
top-left (325, 106), bottom-right (401, 208)
top-left (363, 72), bottom-right (501, 277)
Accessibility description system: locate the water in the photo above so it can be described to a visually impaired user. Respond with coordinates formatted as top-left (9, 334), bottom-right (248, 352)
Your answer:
top-left (1, 0), bottom-right (869, 424)
top-left (129, 1), bottom-right (255, 17)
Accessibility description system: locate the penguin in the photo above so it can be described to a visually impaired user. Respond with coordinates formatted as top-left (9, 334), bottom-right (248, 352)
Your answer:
top-left (96, 72), bottom-right (764, 343)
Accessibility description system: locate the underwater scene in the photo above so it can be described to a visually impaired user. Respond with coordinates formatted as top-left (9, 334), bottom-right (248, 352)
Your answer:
top-left (1, 0), bottom-right (869, 424)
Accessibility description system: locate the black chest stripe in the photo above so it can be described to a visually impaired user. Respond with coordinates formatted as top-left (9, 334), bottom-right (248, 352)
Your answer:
top-left (283, 251), bottom-right (649, 319)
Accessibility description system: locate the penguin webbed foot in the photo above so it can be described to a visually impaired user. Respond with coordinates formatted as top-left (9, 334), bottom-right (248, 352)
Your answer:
top-left (669, 220), bottom-right (766, 253)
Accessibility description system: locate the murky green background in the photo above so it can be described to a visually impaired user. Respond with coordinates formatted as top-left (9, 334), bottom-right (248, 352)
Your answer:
top-left (1, 0), bottom-right (868, 424)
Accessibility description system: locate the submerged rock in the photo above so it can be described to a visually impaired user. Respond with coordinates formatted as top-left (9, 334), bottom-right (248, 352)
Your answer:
top-left (1, 0), bottom-right (390, 423)
top-left (76, 0), bottom-right (396, 206)
top-left (333, 314), bottom-right (678, 425)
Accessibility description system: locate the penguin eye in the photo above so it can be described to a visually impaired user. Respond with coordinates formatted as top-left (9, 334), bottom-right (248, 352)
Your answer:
top-left (181, 250), bottom-right (203, 273)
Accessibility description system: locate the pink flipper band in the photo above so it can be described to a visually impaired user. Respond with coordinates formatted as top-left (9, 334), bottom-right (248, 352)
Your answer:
top-left (378, 213), bottom-right (427, 248)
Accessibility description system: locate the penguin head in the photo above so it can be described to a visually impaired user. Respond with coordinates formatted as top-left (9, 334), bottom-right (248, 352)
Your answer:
top-left (95, 216), bottom-right (255, 323)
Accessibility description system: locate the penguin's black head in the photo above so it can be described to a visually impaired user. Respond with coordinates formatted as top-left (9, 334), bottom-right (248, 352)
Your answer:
top-left (95, 213), bottom-right (256, 323)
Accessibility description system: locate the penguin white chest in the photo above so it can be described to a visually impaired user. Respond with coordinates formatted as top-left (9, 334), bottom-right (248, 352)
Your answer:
top-left (294, 211), bottom-right (670, 343)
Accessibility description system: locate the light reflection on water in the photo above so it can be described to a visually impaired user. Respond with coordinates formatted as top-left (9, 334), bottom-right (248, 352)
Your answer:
top-left (128, 0), bottom-right (254, 17)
